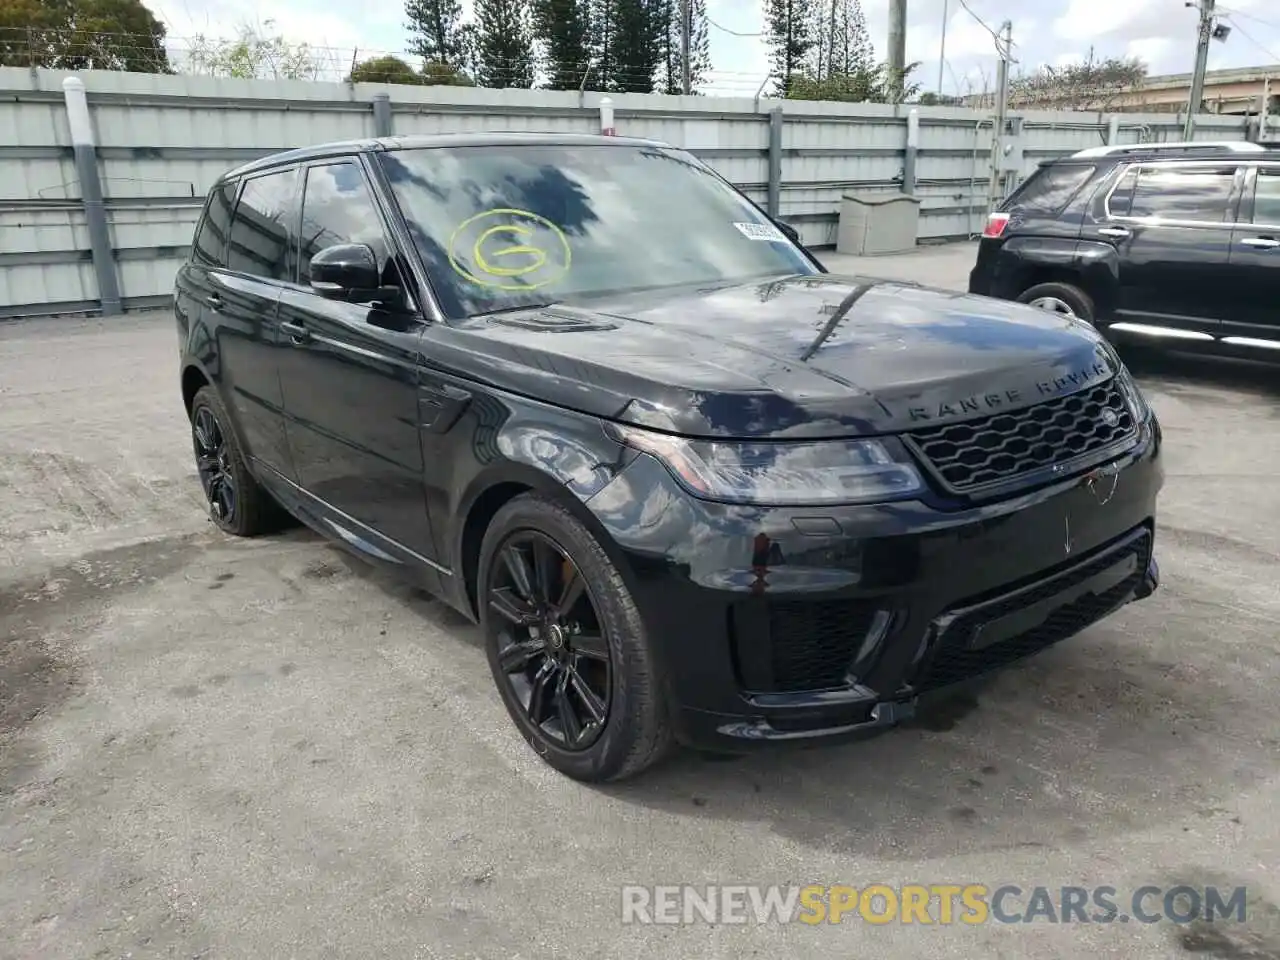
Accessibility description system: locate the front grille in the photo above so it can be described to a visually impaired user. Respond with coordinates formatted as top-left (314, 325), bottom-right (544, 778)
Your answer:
top-left (906, 379), bottom-right (1136, 494)
top-left (912, 529), bottom-right (1152, 693)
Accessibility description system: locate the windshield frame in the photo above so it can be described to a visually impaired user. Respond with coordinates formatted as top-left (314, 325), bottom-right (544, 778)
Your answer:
top-left (372, 141), bottom-right (824, 324)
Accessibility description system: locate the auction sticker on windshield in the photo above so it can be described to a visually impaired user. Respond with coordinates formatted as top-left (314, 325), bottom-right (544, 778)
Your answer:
top-left (447, 208), bottom-right (572, 291)
top-left (732, 221), bottom-right (788, 242)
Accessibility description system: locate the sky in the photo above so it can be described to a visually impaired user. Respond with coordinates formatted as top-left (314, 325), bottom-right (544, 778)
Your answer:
top-left (147, 0), bottom-right (1280, 96)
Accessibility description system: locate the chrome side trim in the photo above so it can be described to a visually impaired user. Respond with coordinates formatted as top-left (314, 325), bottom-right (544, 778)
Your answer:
top-left (253, 458), bottom-right (451, 576)
top-left (1222, 336), bottom-right (1280, 350)
top-left (1107, 323), bottom-right (1215, 341)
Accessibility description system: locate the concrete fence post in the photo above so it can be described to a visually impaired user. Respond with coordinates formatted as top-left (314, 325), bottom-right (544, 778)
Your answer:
top-left (766, 107), bottom-right (783, 217)
top-left (903, 108), bottom-right (920, 195)
top-left (371, 93), bottom-right (393, 137)
top-left (62, 77), bottom-right (121, 317)
top-left (1107, 115), bottom-right (1121, 145)
top-left (599, 97), bottom-right (615, 135)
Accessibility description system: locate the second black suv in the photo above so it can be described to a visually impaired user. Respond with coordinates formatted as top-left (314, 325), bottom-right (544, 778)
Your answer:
top-left (969, 141), bottom-right (1280, 357)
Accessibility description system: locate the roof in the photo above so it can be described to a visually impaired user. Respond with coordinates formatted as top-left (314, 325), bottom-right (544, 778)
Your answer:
top-left (1041, 140), bottom-right (1280, 165)
top-left (220, 132), bottom-right (671, 181)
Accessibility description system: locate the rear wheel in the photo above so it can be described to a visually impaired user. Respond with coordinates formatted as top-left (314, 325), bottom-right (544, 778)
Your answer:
top-left (479, 493), bottom-right (672, 782)
top-left (190, 386), bottom-right (274, 537)
top-left (1017, 281), bottom-right (1096, 324)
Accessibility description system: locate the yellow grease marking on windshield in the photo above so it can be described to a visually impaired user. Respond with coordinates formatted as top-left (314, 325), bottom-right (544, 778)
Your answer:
top-left (447, 208), bottom-right (571, 290)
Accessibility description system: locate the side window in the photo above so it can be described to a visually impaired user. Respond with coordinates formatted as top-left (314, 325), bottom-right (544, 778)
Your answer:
top-left (1006, 164), bottom-right (1096, 216)
top-left (191, 182), bottom-right (236, 268)
top-left (1127, 164), bottom-right (1237, 223)
top-left (298, 161), bottom-right (394, 285)
top-left (225, 168), bottom-right (298, 281)
top-left (1106, 167), bottom-right (1137, 217)
top-left (1249, 168), bottom-right (1280, 226)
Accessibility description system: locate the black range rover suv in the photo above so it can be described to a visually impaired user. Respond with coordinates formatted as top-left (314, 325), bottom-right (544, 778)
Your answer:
top-left (176, 133), bottom-right (1162, 781)
top-left (970, 140), bottom-right (1280, 357)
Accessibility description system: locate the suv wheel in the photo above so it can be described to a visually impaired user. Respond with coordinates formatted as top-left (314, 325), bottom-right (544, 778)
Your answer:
top-left (190, 386), bottom-right (274, 536)
top-left (1017, 282), bottom-right (1096, 324)
top-left (478, 493), bottom-right (673, 782)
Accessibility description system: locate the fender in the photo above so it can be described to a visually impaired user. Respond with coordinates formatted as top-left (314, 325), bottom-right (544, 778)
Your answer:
top-left (438, 396), bottom-right (643, 619)
top-left (993, 237), bottom-right (1121, 315)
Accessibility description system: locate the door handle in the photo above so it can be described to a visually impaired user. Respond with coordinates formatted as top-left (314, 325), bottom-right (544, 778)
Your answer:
top-left (280, 320), bottom-right (311, 342)
top-left (1098, 226), bottom-right (1131, 238)
top-left (1240, 237), bottom-right (1280, 249)
top-left (204, 294), bottom-right (223, 311)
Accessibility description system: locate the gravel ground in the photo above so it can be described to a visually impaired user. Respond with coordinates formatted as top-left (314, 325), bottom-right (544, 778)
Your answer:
top-left (2, 246), bottom-right (1279, 959)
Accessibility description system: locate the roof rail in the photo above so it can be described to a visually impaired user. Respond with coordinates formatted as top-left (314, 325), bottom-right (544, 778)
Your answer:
top-left (1071, 141), bottom-right (1268, 158)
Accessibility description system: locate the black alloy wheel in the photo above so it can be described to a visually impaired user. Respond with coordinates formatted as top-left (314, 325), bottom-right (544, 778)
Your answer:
top-left (478, 493), bottom-right (673, 781)
top-left (193, 405), bottom-right (236, 526)
top-left (188, 385), bottom-right (274, 537)
top-left (489, 531), bottom-right (611, 750)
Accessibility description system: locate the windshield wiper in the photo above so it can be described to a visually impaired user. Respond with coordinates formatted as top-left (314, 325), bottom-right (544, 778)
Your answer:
top-left (471, 301), bottom-right (559, 318)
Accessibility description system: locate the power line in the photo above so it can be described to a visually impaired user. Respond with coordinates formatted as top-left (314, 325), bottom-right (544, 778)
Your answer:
top-left (954, 0), bottom-right (1006, 53)
top-left (1217, 6), bottom-right (1280, 30)
top-left (1219, 13), bottom-right (1280, 61)
top-left (705, 16), bottom-right (764, 38)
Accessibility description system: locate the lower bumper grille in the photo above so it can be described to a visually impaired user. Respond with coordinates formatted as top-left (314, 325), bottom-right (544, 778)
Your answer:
top-left (733, 598), bottom-right (881, 693)
top-left (912, 527), bottom-right (1153, 693)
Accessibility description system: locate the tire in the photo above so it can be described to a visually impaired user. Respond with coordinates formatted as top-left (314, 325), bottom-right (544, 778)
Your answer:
top-left (478, 493), bottom-right (673, 782)
top-left (1017, 281), bottom-right (1096, 324)
top-left (189, 385), bottom-right (274, 537)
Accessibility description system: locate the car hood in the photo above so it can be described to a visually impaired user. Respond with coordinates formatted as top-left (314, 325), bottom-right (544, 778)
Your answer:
top-left (433, 274), bottom-right (1120, 439)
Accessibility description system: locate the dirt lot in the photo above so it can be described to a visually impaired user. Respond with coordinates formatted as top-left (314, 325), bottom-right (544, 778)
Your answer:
top-left (3, 244), bottom-right (1280, 959)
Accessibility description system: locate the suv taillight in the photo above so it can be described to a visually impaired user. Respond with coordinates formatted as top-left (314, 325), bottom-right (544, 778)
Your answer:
top-left (982, 212), bottom-right (1011, 238)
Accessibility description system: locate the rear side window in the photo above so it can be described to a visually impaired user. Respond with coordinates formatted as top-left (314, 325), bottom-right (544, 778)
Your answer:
top-left (1110, 164), bottom-right (1237, 222)
top-left (191, 183), bottom-right (236, 268)
top-left (225, 168), bottom-right (299, 281)
top-left (1249, 167), bottom-right (1280, 225)
top-left (1004, 164), bottom-right (1096, 215)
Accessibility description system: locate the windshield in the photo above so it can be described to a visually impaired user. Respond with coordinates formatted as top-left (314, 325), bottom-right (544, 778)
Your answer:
top-left (378, 143), bottom-right (819, 319)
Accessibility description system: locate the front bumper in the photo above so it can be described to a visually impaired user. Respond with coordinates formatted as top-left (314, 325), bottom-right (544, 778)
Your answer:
top-left (585, 417), bottom-right (1163, 753)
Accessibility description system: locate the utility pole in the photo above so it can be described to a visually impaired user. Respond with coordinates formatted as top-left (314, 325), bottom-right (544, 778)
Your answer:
top-left (680, 0), bottom-right (692, 95)
top-left (888, 0), bottom-right (907, 103)
top-left (1183, 0), bottom-right (1215, 139)
top-left (937, 0), bottom-right (949, 97)
top-left (987, 20), bottom-right (1013, 211)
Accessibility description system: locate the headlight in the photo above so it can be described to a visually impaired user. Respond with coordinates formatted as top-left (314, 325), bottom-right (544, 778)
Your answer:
top-left (1115, 365), bottom-right (1151, 422)
top-left (609, 425), bottom-right (926, 506)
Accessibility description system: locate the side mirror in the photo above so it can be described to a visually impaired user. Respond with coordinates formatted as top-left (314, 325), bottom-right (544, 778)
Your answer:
top-left (309, 243), bottom-right (383, 300)
top-left (773, 219), bottom-right (802, 246)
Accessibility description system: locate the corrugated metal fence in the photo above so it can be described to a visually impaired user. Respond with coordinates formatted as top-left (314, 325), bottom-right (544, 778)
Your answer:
top-left (0, 67), bottom-right (1250, 319)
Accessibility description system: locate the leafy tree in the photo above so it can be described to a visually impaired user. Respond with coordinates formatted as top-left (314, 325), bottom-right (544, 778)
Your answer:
top-left (530, 0), bottom-right (592, 89)
top-left (183, 20), bottom-right (329, 79)
top-left (1009, 51), bottom-right (1147, 110)
top-left (421, 59), bottom-right (475, 85)
top-left (347, 54), bottom-right (424, 84)
top-left (588, 0), bottom-right (617, 89)
top-left (656, 0), bottom-right (709, 94)
top-left (787, 60), bottom-right (921, 103)
top-left (765, 0), bottom-right (816, 97)
top-left (0, 0), bottom-right (170, 72)
top-left (809, 0), bottom-right (871, 81)
top-left (405, 0), bottom-right (468, 67)
top-left (474, 0), bottom-right (535, 88)
top-left (606, 0), bottom-right (664, 92)
top-left (916, 90), bottom-right (963, 106)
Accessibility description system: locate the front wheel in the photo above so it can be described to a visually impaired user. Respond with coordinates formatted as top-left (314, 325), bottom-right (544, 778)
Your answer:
top-left (478, 493), bottom-right (673, 782)
top-left (1017, 281), bottom-right (1096, 324)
